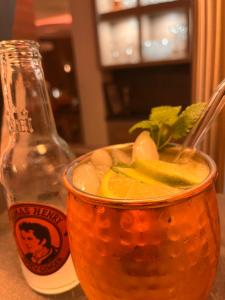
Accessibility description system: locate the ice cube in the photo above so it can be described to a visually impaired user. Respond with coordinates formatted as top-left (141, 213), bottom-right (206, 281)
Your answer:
top-left (132, 131), bottom-right (159, 162)
top-left (90, 149), bottom-right (112, 178)
top-left (111, 148), bottom-right (131, 165)
top-left (72, 162), bottom-right (100, 194)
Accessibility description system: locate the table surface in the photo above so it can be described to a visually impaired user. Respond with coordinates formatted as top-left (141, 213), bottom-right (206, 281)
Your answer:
top-left (0, 195), bottom-right (225, 300)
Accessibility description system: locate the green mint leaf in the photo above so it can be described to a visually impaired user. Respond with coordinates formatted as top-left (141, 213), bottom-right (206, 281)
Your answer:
top-left (149, 123), bottom-right (159, 144)
top-left (129, 103), bottom-right (206, 150)
top-left (148, 106), bottom-right (181, 148)
top-left (171, 103), bottom-right (206, 139)
top-left (157, 124), bottom-right (173, 150)
top-left (129, 120), bottom-right (153, 134)
top-left (149, 106), bottom-right (182, 126)
top-left (129, 120), bottom-right (161, 146)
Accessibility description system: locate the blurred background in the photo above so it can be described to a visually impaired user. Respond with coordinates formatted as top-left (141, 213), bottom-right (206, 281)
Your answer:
top-left (0, 0), bottom-right (225, 190)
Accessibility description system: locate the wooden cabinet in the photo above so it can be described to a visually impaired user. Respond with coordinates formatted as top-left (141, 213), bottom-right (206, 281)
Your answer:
top-left (94, 0), bottom-right (194, 144)
top-left (95, 0), bottom-right (192, 68)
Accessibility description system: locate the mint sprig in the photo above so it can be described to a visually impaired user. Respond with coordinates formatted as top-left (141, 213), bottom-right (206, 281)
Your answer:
top-left (129, 103), bottom-right (206, 150)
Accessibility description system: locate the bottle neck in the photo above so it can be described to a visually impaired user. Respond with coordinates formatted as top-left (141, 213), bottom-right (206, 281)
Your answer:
top-left (0, 41), bottom-right (57, 142)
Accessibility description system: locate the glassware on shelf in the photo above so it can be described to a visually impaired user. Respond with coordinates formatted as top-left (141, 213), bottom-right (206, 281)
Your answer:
top-left (98, 18), bottom-right (140, 66)
top-left (96, 0), bottom-right (137, 14)
top-left (122, 0), bottom-right (138, 8)
top-left (141, 10), bottom-right (188, 62)
top-left (169, 23), bottom-right (188, 55)
top-left (112, 0), bottom-right (122, 10)
top-left (142, 38), bottom-right (173, 60)
top-left (123, 40), bottom-right (138, 63)
top-left (111, 46), bottom-right (120, 62)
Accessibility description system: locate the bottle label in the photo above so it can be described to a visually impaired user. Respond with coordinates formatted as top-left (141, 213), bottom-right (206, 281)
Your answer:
top-left (9, 203), bottom-right (70, 276)
top-left (7, 107), bottom-right (34, 133)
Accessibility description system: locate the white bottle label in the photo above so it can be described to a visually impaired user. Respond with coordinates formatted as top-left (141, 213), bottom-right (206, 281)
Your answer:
top-left (9, 203), bottom-right (79, 294)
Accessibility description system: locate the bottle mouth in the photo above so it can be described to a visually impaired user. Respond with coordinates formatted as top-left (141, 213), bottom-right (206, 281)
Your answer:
top-left (0, 40), bottom-right (41, 58)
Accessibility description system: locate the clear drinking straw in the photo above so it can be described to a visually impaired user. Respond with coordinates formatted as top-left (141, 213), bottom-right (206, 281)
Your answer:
top-left (181, 80), bottom-right (225, 252)
top-left (183, 78), bottom-right (225, 148)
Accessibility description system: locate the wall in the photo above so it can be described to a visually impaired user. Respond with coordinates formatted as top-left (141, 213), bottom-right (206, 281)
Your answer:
top-left (70, 0), bottom-right (108, 147)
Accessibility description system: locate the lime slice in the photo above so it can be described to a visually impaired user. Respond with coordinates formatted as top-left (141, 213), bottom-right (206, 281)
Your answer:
top-left (134, 160), bottom-right (201, 187)
top-left (113, 166), bottom-right (164, 185)
top-left (99, 169), bottom-right (179, 199)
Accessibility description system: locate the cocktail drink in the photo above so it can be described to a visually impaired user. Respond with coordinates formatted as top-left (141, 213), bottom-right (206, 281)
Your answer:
top-left (64, 106), bottom-right (220, 300)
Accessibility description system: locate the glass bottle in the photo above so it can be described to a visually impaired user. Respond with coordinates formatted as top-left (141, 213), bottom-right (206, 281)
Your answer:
top-left (0, 40), bottom-right (79, 294)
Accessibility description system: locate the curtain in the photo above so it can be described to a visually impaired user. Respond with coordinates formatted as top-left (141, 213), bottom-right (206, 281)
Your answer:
top-left (192, 0), bottom-right (225, 191)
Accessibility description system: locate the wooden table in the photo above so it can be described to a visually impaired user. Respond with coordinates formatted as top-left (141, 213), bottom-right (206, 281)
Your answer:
top-left (0, 195), bottom-right (225, 300)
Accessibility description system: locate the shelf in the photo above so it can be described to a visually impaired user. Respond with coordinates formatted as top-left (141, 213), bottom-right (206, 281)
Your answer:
top-left (99, 7), bottom-right (138, 20)
top-left (97, 0), bottom-right (191, 68)
top-left (95, 0), bottom-right (193, 135)
top-left (95, 0), bottom-right (138, 15)
top-left (99, 0), bottom-right (190, 20)
top-left (101, 57), bottom-right (191, 70)
top-left (106, 114), bottom-right (146, 121)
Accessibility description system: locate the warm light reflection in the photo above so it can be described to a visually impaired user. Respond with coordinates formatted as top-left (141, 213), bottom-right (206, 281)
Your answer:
top-left (52, 88), bottom-right (61, 99)
top-left (36, 144), bottom-right (47, 155)
top-left (12, 165), bottom-right (17, 173)
top-left (64, 64), bottom-right (72, 73)
top-left (35, 14), bottom-right (72, 27)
